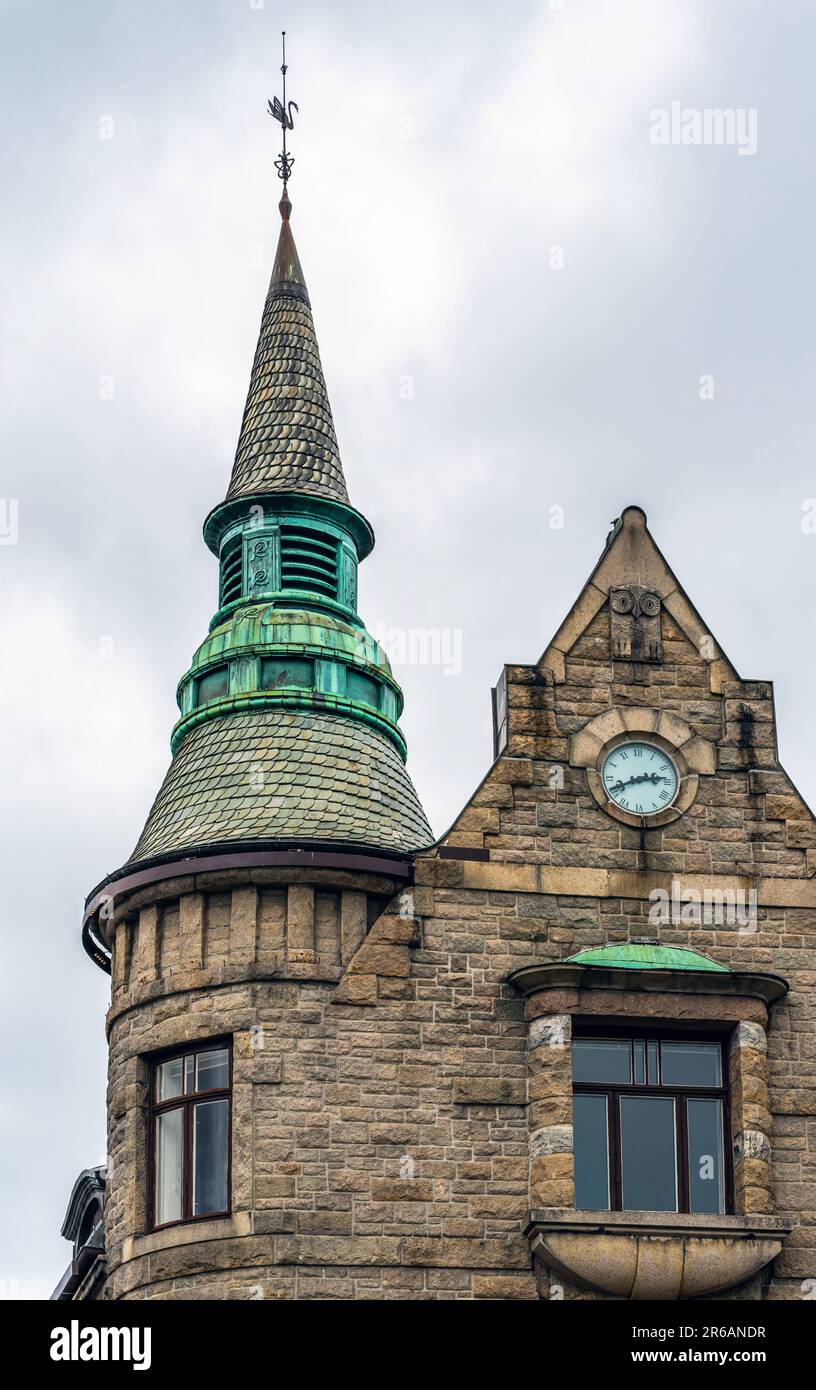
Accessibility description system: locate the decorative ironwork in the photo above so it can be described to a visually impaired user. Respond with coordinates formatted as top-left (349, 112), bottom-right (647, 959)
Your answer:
top-left (268, 31), bottom-right (298, 187)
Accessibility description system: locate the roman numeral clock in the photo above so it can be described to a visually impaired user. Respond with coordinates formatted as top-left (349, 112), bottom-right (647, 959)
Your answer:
top-left (569, 707), bottom-right (715, 829)
top-left (564, 583), bottom-right (716, 828)
top-left (601, 742), bottom-right (679, 815)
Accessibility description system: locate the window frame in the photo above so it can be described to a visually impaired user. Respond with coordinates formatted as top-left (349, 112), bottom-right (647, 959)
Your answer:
top-left (195, 664), bottom-right (230, 708)
top-left (572, 1026), bottom-right (733, 1215)
top-left (148, 1038), bottom-right (233, 1232)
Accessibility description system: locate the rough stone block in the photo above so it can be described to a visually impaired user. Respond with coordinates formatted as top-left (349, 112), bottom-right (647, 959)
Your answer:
top-left (453, 1077), bottom-right (527, 1106)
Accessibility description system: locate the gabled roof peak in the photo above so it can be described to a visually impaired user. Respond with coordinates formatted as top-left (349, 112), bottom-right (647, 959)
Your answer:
top-left (538, 506), bottom-right (738, 688)
top-left (605, 504), bottom-right (647, 548)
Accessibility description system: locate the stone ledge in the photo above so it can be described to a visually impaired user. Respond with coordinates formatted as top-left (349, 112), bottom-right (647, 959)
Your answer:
top-left (528, 1209), bottom-right (791, 1300)
top-left (111, 1229), bottom-right (532, 1291)
top-left (431, 859), bottom-right (816, 909)
top-left (109, 961), bottom-right (343, 1030)
top-left (122, 1211), bottom-right (251, 1263)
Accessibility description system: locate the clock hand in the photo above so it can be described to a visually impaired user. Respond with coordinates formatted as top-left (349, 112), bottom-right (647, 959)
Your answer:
top-left (608, 772), bottom-right (670, 794)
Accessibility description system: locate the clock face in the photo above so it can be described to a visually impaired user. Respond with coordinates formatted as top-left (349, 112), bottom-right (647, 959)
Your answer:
top-left (601, 741), bottom-right (679, 816)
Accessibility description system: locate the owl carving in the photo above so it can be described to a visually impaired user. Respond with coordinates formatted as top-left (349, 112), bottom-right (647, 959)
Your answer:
top-left (610, 586), bottom-right (662, 661)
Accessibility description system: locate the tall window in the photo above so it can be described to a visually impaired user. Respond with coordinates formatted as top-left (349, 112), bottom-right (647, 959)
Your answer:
top-left (150, 1042), bottom-right (231, 1229)
top-left (572, 1032), bottom-right (729, 1215)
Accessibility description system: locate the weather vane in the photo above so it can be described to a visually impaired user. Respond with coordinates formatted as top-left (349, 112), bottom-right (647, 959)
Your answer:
top-left (268, 31), bottom-right (298, 194)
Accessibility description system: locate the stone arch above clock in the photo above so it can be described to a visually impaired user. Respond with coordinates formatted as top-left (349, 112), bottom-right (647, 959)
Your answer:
top-left (569, 706), bottom-right (716, 827)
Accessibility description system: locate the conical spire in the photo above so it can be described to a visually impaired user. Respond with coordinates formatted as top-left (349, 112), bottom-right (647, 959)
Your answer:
top-left (83, 64), bottom-right (434, 904)
top-left (225, 196), bottom-right (349, 505)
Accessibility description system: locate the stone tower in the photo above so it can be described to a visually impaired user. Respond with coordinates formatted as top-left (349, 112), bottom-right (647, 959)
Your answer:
top-left (72, 186), bottom-right (814, 1305)
top-left (81, 189), bottom-right (434, 1297)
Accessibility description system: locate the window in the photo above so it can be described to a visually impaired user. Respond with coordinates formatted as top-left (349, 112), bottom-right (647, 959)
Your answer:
top-left (150, 1042), bottom-right (231, 1229)
top-left (196, 665), bottom-right (229, 706)
top-left (260, 656), bottom-right (314, 690)
top-left (572, 1032), bottom-right (729, 1215)
top-left (346, 669), bottom-right (379, 708)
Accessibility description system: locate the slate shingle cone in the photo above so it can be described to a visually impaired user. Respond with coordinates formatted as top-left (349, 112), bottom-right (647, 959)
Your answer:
top-left (226, 194), bottom-right (349, 505)
top-left (122, 194), bottom-right (433, 868)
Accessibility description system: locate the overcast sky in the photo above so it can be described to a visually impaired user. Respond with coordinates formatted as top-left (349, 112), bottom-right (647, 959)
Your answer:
top-left (3, 0), bottom-right (816, 1296)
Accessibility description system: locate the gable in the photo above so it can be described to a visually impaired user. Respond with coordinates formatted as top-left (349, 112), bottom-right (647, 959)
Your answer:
top-left (435, 506), bottom-right (816, 884)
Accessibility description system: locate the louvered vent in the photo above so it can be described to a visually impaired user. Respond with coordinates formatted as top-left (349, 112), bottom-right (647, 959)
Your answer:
top-left (219, 542), bottom-right (243, 608)
top-left (279, 525), bottom-right (338, 599)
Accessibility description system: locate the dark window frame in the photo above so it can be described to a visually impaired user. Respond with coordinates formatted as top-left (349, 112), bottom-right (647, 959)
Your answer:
top-left (259, 655), bottom-right (315, 691)
top-left (196, 664), bottom-right (230, 707)
top-left (148, 1038), bottom-right (233, 1232)
top-left (345, 667), bottom-right (381, 710)
top-left (572, 1026), bottom-right (733, 1215)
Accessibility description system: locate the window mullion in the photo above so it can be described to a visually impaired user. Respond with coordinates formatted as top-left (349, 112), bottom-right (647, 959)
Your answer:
top-left (677, 1093), bottom-right (688, 1213)
top-left (610, 1092), bottom-right (621, 1210)
top-left (183, 1099), bottom-right (192, 1222)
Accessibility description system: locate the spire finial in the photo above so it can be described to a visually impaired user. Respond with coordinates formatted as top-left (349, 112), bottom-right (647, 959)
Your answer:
top-left (268, 30), bottom-right (298, 220)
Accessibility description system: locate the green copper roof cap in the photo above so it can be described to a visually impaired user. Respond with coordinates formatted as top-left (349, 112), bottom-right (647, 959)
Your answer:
top-left (224, 198), bottom-right (350, 506)
top-left (189, 605), bottom-right (394, 677)
top-left (565, 943), bottom-right (730, 972)
top-left (171, 604), bottom-right (409, 760)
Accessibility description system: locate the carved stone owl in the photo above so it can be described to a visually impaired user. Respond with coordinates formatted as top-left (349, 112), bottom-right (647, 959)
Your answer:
top-left (610, 586), bottom-right (662, 661)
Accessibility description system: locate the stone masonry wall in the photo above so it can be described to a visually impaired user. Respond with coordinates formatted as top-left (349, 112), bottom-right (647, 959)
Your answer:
top-left (100, 516), bottom-right (816, 1300)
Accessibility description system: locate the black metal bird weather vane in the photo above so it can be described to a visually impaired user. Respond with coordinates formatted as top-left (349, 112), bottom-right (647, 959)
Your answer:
top-left (268, 31), bottom-right (298, 191)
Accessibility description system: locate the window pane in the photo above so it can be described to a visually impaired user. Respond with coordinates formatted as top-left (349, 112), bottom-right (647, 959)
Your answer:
top-left (633, 1039), bottom-right (645, 1085)
top-left (260, 657), bottom-right (314, 690)
top-left (620, 1095), bottom-right (677, 1211)
top-left (573, 1094), bottom-right (610, 1210)
top-left (661, 1042), bottom-right (722, 1088)
top-left (647, 1040), bottom-right (659, 1084)
top-left (195, 1048), bottom-right (229, 1093)
top-left (688, 1099), bottom-right (725, 1214)
top-left (197, 666), bottom-right (229, 704)
top-left (346, 670), bottom-right (379, 708)
top-left (156, 1056), bottom-right (183, 1103)
top-left (193, 1099), bottom-right (229, 1216)
top-left (155, 1108), bottom-right (183, 1225)
top-left (572, 1039), bottom-right (631, 1084)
